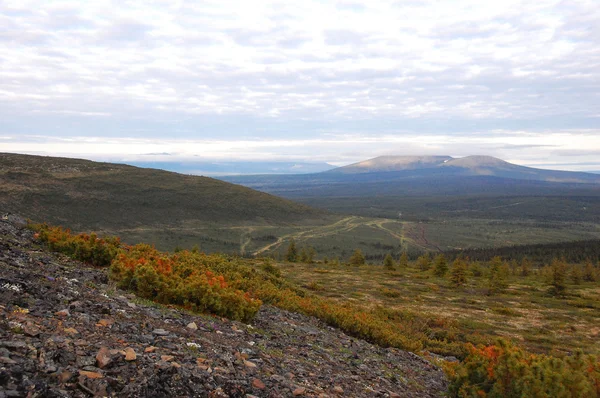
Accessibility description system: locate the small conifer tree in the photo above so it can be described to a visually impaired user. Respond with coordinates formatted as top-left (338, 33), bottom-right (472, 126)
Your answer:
top-left (398, 251), bottom-right (409, 269)
top-left (417, 253), bottom-right (431, 271)
top-left (450, 257), bottom-right (468, 287)
top-left (488, 256), bottom-right (508, 294)
top-left (549, 258), bottom-right (567, 296)
top-left (307, 247), bottom-right (316, 264)
top-left (383, 253), bottom-right (395, 269)
top-left (349, 249), bottom-right (366, 266)
top-left (299, 247), bottom-right (308, 263)
top-left (433, 254), bottom-right (448, 276)
top-left (286, 239), bottom-right (298, 262)
top-left (583, 260), bottom-right (596, 282)
top-left (570, 265), bottom-right (582, 285)
top-left (520, 257), bottom-right (531, 277)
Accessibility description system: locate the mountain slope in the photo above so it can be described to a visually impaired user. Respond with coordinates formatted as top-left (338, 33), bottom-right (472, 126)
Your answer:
top-left (0, 215), bottom-right (448, 397)
top-left (0, 153), bottom-right (327, 233)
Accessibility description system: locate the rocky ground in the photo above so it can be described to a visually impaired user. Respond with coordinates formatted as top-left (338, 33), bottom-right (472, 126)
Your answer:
top-left (0, 214), bottom-right (448, 397)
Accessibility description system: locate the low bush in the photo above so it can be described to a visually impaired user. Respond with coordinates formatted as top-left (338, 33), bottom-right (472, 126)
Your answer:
top-left (445, 339), bottom-right (600, 397)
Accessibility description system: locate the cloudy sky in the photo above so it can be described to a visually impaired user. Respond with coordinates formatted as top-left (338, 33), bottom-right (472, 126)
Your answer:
top-left (1, 0), bottom-right (599, 172)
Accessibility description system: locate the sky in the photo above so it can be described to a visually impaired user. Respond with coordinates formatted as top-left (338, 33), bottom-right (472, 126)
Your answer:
top-left (1, 0), bottom-right (599, 172)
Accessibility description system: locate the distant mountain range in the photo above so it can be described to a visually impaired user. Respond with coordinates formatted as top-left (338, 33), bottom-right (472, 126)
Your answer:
top-left (323, 155), bottom-right (600, 183)
top-left (220, 155), bottom-right (600, 224)
top-left (222, 155), bottom-right (600, 196)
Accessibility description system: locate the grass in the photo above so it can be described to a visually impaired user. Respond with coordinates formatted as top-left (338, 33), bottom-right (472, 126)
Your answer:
top-left (276, 261), bottom-right (600, 357)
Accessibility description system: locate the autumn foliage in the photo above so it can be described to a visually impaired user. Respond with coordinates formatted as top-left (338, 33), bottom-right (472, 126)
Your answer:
top-left (31, 223), bottom-right (121, 267)
top-left (446, 339), bottom-right (600, 397)
top-left (110, 244), bottom-right (261, 322)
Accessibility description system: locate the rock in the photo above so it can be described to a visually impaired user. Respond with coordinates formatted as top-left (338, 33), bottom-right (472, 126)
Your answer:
top-left (96, 319), bottom-right (113, 327)
top-left (58, 371), bottom-right (73, 383)
top-left (332, 386), bottom-right (344, 394)
top-left (0, 357), bottom-right (16, 365)
top-left (63, 327), bottom-right (78, 335)
top-left (79, 370), bottom-right (103, 379)
top-left (293, 387), bottom-right (306, 396)
top-left (95, 347), bottom-right (112, 369)
top-left (144, 346), bottom-right (157, 353)
top-left (127, 302), bottom-right (136, 308)
top-left (55, 309), bottom-right (70, 317)
top-left (161, 355), bottom-right (174, 362)
top-left (124, 347), bottom-right (136, 361)
top-left (23, 324), bottom-right (40, 337)
top-left (252, 378), bottom-right (265, 389)
top-left (187, 322), bottom-right (198, 330)
top-left (152, 329), bottom-right (169, 336)
top-left (388, 393), bottom-right (401, 398)
top-left (244, 360), bottom-right (257, 368)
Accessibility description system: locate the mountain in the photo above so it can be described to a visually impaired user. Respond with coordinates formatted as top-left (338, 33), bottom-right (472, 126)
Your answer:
top-left (220, 155), bottom-right (600, 223)
top-left (325, 156), bottom-right (453, 174)
top-left (0, 153), bottom-right (327, 243)
top-left (222, 155), bottom-right (600, 195)
top-left (325, 155), bottom-right (600, 183)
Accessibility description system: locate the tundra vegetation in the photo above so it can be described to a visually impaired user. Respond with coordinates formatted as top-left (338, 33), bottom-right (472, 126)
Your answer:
top-left (30, 222), bottom-right (600, 397)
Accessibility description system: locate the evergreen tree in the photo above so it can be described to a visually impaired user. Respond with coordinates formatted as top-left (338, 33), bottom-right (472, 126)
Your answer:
top-left (286, 239), bottom-right (298, 262)
top-left (570, 265), bottom-right (582, 285)
top-left (450, 257), bottom-right (468, 287)
top-left (470, 261), bottom-right (483, 277)
top-left (583, 260), bottom-right (596, 282)
top-left (417, 253), bottom-right (431, 271)
top-left (488, 256), bottom-right (508, 294)
top-left (549, 258), bottom-right (568, 296)
top-left (433, 254), bottom-right (448, 276)
top-left (349, 249), bottom-right (366, 266)
top-left (520, 257), bottom-right (531, 277)
top-left (299, 247), bottom-right (308, 262)
top-left (307, 246), bottom-right (316, 264)
top-left (383, 253), bottom-right (395, 269)
top-left (398, 251), bottom-right (409, 269)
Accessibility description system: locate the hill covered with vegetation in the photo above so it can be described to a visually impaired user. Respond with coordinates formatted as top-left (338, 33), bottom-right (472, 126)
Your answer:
top-left (0, 153), bottom-right (331, 250)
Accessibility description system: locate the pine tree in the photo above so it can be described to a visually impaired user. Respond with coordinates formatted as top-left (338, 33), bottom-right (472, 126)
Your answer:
top-left (307, 247), bottom-right (316, 264)
top-left (570, 265), bottom-right (582, 285)
top-left (583, 260), bottom-right (596, 282)
top-left (349, 249), bottom-right (366, 266)
top-left (398, 252), bottom-right (409, 269)
top-left (450, 257), bottom-right (468, 287)
top-left (433, 254), bottom-right (448, 276)
top-left (383, 253), bottom-right (395, 270)
top-left (488, 256), bottom-right (508, 294)
top-left (470, 261), bottom-right (483, 277)
top-left (286, 239), bottom-right (298, 262)
top-left (520, 257), bottom-right (531, 277)
top-left (549, 258), bottom-right (567, 296)
top-left (299, 247), bottom-right (308, 262)
top-left (417, 253), bottom-right (431, 271)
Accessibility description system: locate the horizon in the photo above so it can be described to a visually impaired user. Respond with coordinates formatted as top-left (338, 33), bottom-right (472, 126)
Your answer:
top-left (3, 151), bottom-right (600, 176)
top-left (1, 1), bottom-right (599, 172)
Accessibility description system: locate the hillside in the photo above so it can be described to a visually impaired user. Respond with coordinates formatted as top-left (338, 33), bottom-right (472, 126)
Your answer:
top-left (0, 215), bottom-right (448, 397)
top-left (0, 153), bottom-right (330, 250)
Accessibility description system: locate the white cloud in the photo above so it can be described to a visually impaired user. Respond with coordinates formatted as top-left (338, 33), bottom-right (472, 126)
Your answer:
top-left (4, 130), bottom-right (600, 171)
top-left (0, 0), bottom-right (599, 169)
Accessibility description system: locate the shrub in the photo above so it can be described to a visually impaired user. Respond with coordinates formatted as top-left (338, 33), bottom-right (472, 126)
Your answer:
top-left (30, 223), bottom-right (121, 267)
top-left (109, 245), bottom-right (262, 322)
top-left (446, 339), bottom-right (600, 398)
